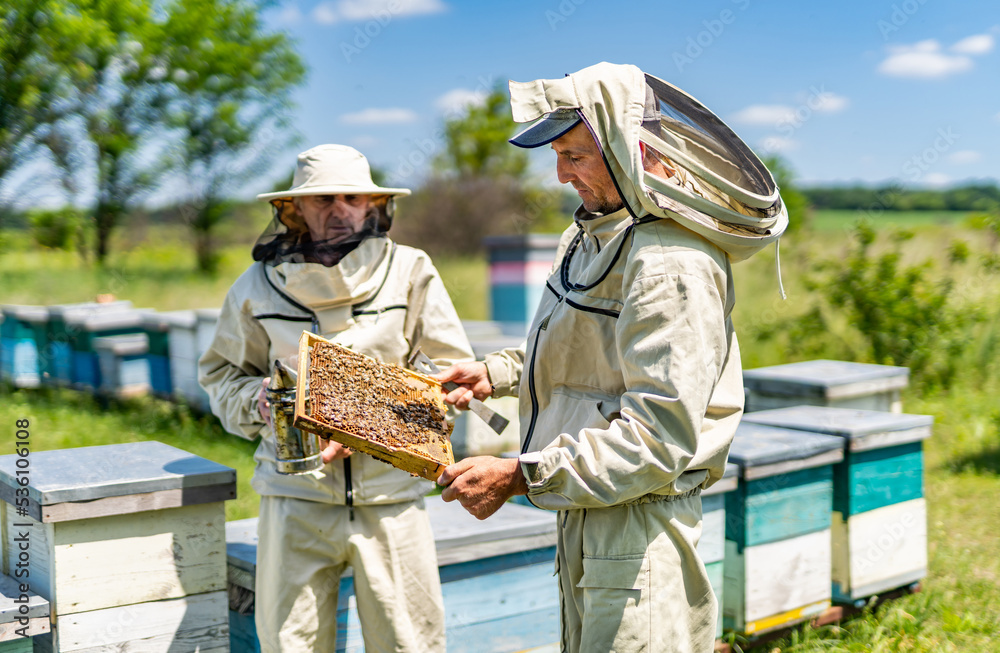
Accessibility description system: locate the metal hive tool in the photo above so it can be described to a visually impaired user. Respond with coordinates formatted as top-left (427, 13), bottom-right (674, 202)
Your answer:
top-left (293, 332), bottom-right (454, 481)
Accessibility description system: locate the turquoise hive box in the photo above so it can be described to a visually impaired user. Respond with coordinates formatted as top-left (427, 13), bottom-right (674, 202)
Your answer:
top-left (226, 495), bottom-right (558, 653)
top-left (724, 422), bottom-right (844, 636)
top-left (741, 405), bottom-right (931, 603)
top-left (0, 305), bottom-right (48, 388)
top-left (482, 234), bottom-right (560, 330)
top-left (743, 360), bottom-right (909, 413)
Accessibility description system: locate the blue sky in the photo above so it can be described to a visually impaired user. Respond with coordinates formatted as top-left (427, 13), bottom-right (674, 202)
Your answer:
top-left (261, 0), bottom-right (1000, 192)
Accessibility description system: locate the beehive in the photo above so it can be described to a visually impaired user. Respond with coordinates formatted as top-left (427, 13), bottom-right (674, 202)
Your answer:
top-left (741, 406), bottom-right (931, 603)
top-left (294, 332), bottom-right (454, 481)
top-left (700, 463), bottom-right (738, 640)
top-left (743, 359), bottom-right (910, 413)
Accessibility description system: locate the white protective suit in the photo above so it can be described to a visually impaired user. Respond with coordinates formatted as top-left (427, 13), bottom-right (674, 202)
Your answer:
top-left (199, 236), bottom-right (474, 652)
top-left (484, 63), bottom-right (787, 651)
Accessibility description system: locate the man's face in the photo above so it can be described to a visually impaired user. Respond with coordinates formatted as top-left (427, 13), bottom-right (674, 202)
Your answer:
top-left (297, 194), bottom-right (372, 243)
top-left (551, 123), bottom-right (623, 215)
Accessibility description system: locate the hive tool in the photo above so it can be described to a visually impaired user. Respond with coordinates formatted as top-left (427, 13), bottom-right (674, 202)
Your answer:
top-left (408, 349), bottom-right (509, 435)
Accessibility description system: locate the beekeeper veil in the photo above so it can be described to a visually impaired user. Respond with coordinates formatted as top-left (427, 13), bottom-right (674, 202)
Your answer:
top-left (508, 62), bottom-right (787, 263)
top-left (252, 144), bottom-right (410, 267)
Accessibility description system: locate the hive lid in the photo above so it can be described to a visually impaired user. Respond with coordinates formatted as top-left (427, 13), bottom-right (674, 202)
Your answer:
top-left (225, 496), bottom-right (557, 580)
top-left (1, 304), bottom-right (49, 323)
top-left (742, 405), bottom-right (932, 452)
top-left (142, 309), bottom-right (198, 331)
top-left (68, 308), bottom-right (155, 330)
top-left (94, 332), bottom-right (150, 355)
top-left (47, 300), bottom-right (133, 320)
top-left (703, 462), bottom-right (739, 496)
top-left (195, 308), bottom-right (222, 322)
top-left (0, 574), bottom-right (49, 624)
top-left (0, 441), bottom-right (236, 522)
top-left (728, 422), bottom-right (845, 480)
top-left (742, 359), bottom-right (909, 399)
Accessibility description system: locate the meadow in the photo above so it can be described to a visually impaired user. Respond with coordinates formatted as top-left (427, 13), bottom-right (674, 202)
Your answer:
top-left (1, 208), bottom-right (998, 651)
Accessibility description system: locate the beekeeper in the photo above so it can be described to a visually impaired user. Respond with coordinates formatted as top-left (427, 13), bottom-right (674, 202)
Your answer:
top-left (434, 62), bottom-right (788, 652)
top-left (199, 144), bottom-right (473, 653)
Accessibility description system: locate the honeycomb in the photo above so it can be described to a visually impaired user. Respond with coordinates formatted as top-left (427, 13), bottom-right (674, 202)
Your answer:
top-left (293, 332), bottom-right (454, 481)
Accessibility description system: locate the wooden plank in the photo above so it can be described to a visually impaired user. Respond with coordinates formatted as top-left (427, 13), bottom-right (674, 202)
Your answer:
top-left (38, 484), bottom-right (235, 524)
top-left (445, 607), bottom-right (560, 653)
top-left (2, 512), bottom-right (54, 610)
top-left (726, 467), bottom-right (833, 547)
top-left (0, 616), bottom-right (48, 640)
top-left (746, 390), bottom-right (903, 414)
top-left (834, 443), bottom-right (924, 516)
top-left (0, 573), bottom-right (50, 624)
top-left (41, 590), bottom-right (229, 653)
top-left (724, 530), bottom-right (832, 631)
top-left (832, 498), bottom-right (927, 601)
top-left (49, 502), bottom-right (226, 615)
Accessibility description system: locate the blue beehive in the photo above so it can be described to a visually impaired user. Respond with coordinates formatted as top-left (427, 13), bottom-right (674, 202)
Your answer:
top-left (44, 301), bottom-right (134, 386)
top-left (483, 234), bottom-right (560, 330)
top-left (700, 463), bottom-right (738, 640)
top-left (226, 495), bottom-right (559, 653)
top-left (65, 308), bottom-right (152, 389)
top-left (741, 406), bottom-right (931, 603)
top-left (743, 360), bottom-right (909, 413)
top-left (95, 333), bottom-right (151, 398)
top-left (0, 305), bottom-right (47, 388)
top-left (724, 422), bottom-right (844, 636)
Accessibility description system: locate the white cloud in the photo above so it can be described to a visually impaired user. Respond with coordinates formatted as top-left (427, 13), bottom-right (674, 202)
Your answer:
top-left (312, 2), bottom-right (339, 24)
top-left (947, 150), bottom-right (982, 165)
top-left (951, 34), bottom-right (994, 55)
top-left (812, 92), bottom-right (849, 114)
top-left (921, 172), bottom-right (951, 187)
top-left (435, 88), bottom-right (488, 115)
top-left (340, 108), bottom-right (419, 124)
top-left (731, 105), bottom-right (797, 126)
top-left (995, 111), bottom-right (1000, 122)
top-left (276, 3), bottom-right (303, 25)
top-left (759, 136), bottom-right (797, 153)
top-left (878, 38), bottom-right (984, 79)
top-left (311, 0), bottom-right (447, 24)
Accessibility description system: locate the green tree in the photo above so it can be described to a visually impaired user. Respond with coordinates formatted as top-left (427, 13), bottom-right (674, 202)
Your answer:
top-left (0, 0), bottom-right (69, 215)
top-left (762, 155), bottom-right (809, 233)
top-left (43, 0), bottom-right (174, 264)
top-left (163, 0), bottom-right (305, 273)
top-left (434, 85), bottom-right (529, 180)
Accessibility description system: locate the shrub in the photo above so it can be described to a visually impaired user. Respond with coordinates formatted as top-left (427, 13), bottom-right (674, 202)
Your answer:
top-left (28, 207), bottom-right (85, 250)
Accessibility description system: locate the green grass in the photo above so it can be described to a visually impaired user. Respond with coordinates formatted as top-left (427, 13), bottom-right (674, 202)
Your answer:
top-left (2, 209), bottom-right (999, 649)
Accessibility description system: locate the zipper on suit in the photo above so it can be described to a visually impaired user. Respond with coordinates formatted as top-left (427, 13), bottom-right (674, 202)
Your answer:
top-left (521, 294), bottom-right (562, 455)
top-left (344, 457), bottom-right (354, 521)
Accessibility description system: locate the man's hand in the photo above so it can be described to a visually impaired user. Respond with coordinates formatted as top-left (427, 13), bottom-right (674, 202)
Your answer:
top-left (257, 377), bottom-right (271, 428)
top-left (437, 456), bottom-right (528, 520)
top-left (433, 361), bottom-right (493, 409)
top-left (320, 438), bottom-right (352, 464)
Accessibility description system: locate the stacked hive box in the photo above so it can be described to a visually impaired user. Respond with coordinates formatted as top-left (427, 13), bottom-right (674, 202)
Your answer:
top-left (141, 312), bottom-right (183, 397)
top-left (743, 360), bottom-right (909, 414)
top-left (0, 575), bottom-right (50, 652)
top-left (66, 309), bottom-right (152, 390)
top-left (741, 406), bottom-right (931, 604)
top-left (483, 234), bottom-right (560, 329)
top-left (0, 441), bottom-right (236, 652)
top-left (226, 495), bottom-right (558, 652)
top-left (45, 301), bottom-right (133, 386)
top-left (700, 463), bottom-right (738, 640)
top-left (0, 306), bottom-right (47, 388)
top-left (723, 423), bottom-right (844, 636)
top-left (95, 333), bottom-right (151, 398)
top-left (163, 310), bottom-right (202, 406)
top-left (192, 309), bottom-right (222, 412)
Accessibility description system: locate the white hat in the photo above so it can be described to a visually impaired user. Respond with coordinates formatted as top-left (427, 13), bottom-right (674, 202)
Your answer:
top-left (256, 144), bottom-right (410, 202)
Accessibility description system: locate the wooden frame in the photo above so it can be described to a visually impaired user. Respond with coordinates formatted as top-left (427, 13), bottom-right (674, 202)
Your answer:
top-left (293, 332), bottom-right (454, 481)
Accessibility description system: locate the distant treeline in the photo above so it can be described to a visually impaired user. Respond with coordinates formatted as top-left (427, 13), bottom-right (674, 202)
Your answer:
top-left (800, 183), bottom-right (1000, 212)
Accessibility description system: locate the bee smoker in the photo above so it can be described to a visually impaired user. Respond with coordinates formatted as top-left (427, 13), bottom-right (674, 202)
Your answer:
top-left (266, 360), bottom-right (323, 474)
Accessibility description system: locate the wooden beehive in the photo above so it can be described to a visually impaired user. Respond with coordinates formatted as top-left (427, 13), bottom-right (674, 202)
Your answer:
top-left (294, 332), bottom-right (454, 481)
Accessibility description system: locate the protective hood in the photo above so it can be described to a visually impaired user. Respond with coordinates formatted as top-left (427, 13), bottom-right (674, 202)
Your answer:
top-left (508, 62), bottom-right (787, 262)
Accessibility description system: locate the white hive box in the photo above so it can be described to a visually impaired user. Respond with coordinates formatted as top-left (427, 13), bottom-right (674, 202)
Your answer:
top-left (700, 463), bottom-right (738, 640)
top-left (743, 360), bottom-right (909, 413)
top-left (95, 333), bottom-right (151, 398)
top-left (0, 441), bottom-right (236, 652)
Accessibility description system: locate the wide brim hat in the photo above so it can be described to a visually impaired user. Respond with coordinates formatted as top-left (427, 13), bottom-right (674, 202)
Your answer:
top-left (256, 144), bottom-right (410, 202)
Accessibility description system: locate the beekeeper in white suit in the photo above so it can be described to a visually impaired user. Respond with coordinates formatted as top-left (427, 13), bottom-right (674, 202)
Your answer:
top-left (434, 62), bottom-right (788, 651)
top-left (199, 144), bottom-right (473, 653)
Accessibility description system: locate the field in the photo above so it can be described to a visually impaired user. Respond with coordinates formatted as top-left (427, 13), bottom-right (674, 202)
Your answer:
top-left (2, 208), bottom-right (999, 650)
